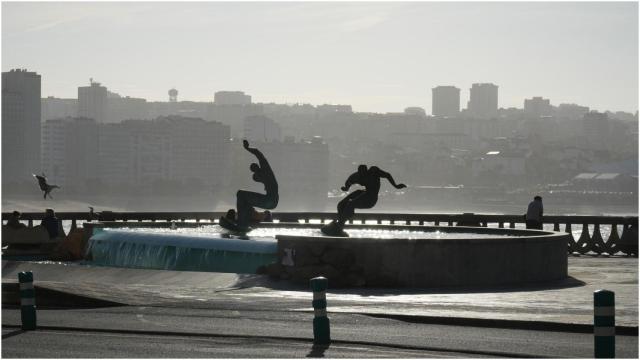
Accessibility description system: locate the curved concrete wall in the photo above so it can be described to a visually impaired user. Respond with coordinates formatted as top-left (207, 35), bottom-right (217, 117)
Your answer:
top-left (276, 225), bottom-right (570, 287)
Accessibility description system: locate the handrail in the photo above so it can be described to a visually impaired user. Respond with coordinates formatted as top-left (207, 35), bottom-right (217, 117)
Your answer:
top-left (3, 211), bottom-right (637, 256)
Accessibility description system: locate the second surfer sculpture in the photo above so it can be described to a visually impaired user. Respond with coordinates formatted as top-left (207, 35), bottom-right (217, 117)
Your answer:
top-left (322, 165), bottom-right (406, 237)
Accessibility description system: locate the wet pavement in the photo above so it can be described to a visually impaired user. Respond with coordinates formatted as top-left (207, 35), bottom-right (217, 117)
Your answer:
top-left (2, 256), bottom-right (637, 328)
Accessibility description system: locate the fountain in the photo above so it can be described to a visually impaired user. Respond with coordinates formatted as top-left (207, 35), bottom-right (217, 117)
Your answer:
top-left (85, 221), bottom-right (570, 288)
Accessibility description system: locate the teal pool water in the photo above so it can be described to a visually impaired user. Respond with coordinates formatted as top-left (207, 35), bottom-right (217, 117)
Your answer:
top-left (87, 228), bottom-right (277, 274)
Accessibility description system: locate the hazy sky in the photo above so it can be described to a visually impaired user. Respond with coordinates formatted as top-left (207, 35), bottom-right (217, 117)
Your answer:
top-left (2, 1), bottom-right (638, 114)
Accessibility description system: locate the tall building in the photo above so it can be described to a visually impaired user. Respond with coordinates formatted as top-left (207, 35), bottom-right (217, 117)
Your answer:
top-left (97, 116), bottom-right (231, 188)
top-left (524, 97), bottom-right (552, 118)
top-left (2, 69), bottom-right (41, 184)
top-left (41, 117), bottom-right (99, 190)
top-left (214, 91), bottom-right (251, 105)
top-left (467, 83), bottom-right (498, 119)
top-left (244, 115), bottom-right (282, 142)
top-left (78, 79), bottom-right (108, 123)
top-left (432, 86), bottom-right (460, 117)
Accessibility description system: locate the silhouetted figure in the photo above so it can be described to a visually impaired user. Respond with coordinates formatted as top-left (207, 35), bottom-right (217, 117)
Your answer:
top-left (322, 165), bottom-right (406, 236)
top-left (221, 140), bottom-right (278, 232)
top-left (88, 206), bottom-right (102, 220)
top-left (40, 208), bottom-right (60, 239)
top-left (525, 196), bottom-right (544, 230)
top-left (33, 173), bottom-right (59, 199)
top-left (6, 211), bottom-right (27, 229)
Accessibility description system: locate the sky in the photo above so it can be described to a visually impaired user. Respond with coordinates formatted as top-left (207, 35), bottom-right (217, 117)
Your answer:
top-left (2, 1), bottom-right (638, 114)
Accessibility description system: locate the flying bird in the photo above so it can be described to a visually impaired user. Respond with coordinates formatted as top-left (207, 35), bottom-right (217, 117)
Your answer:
top-left (33, 173), bottom-right (59, 199)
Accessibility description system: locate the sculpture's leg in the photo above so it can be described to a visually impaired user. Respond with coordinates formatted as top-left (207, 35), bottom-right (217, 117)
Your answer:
top-left (236, 190), bottom-right (269, 230)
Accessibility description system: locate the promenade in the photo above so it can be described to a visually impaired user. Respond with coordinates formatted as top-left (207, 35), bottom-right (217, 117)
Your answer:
top-left (2, 256), bottom-right (638, 357)
top-left (2, 257), bottom-right (637, 327)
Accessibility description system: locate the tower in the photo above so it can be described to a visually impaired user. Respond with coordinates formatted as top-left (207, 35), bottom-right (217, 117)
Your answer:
top-left (169, 88), bottom-right (178, 103)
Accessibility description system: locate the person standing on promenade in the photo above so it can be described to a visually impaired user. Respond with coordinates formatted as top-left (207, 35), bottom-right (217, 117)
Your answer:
top-left (322, 165), bottom-right (406, 236)
top-left (525, 195), bottom-right (544, 230)
top-left (6, 211), bottom-right (27, 229)
top-left (40, 208), bottom-right (61, 239)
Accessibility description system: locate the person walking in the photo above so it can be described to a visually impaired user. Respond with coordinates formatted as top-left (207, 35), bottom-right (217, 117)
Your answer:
top-left (525, 196), bottom-right (544, 230)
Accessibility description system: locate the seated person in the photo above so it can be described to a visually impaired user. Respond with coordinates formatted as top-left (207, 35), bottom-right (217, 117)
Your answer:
top-left (40, 208), bottom-right (60, 239)
top-left (6, 211), bottom-right (27, 229)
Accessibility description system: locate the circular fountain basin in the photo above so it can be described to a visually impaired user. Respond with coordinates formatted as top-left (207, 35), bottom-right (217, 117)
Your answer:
top-left (274, 224), bottom-right (571, 288)
top-left (86, 223), bottom-right (570, 287)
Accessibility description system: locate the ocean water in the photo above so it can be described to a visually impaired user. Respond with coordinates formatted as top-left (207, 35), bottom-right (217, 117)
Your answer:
top-left (9, 219), bottom-right (625, 242)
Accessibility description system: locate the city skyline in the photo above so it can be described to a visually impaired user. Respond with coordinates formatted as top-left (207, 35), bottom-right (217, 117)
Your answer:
top-left (26, 75), bottom-right (640, 117)
top-left (2, 1), bottom-right (638, 114)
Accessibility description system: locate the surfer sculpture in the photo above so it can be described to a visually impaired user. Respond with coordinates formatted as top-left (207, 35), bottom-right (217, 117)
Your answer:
top-left (322, 165), bottom-right (406, 237)
top-left (220, 140), bottom-right (278, 233)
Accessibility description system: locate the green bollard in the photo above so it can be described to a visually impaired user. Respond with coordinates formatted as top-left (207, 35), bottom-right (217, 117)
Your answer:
top-left (594, 289), bottom-right (615, 358)
top-left (18, 271), bottom-right (36, 330)
top-left (310, 276), bottom-right (330, 345)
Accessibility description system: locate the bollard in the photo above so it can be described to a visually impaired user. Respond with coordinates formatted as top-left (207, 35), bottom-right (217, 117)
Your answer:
top-left (18, 271), bottom-right (36, 330)
top-left (594, 289), bottom-right (615, 358)
top-left (310, 276), bottom-right (330, 345)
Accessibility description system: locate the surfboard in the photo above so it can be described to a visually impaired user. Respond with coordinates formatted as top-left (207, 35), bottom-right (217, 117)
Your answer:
top-left (320, 220), bottom-right (349, 237)
top-left (218, 216), bottom-right (251, 235)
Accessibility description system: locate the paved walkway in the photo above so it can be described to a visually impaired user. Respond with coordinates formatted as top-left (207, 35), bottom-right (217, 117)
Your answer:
top-left (2, 257), bottom-right (637, 328)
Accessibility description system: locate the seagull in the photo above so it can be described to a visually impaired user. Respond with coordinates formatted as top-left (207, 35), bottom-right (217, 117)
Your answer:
top-left (33, 173), bottom-right (59, 200)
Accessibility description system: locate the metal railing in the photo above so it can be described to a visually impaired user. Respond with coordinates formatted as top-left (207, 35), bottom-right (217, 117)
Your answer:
top-left (3, 211), bottom-right (637, 256)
